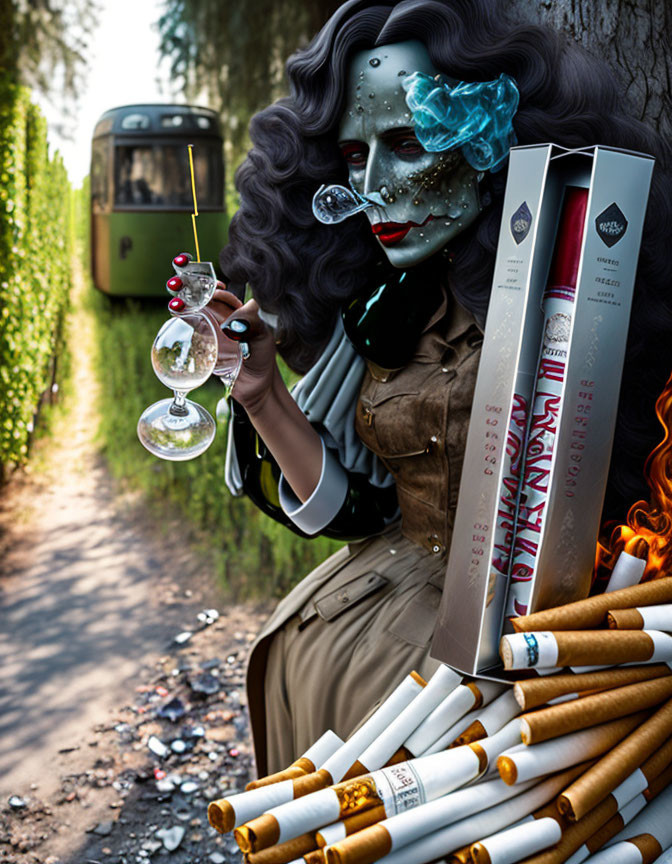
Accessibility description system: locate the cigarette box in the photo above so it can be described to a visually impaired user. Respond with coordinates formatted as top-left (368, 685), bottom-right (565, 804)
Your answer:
top-left (432, 144), bottom-right (654, 677)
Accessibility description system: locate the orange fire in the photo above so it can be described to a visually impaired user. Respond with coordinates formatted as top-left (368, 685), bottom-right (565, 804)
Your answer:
top-left (597, 372), bottom-right (672, 580)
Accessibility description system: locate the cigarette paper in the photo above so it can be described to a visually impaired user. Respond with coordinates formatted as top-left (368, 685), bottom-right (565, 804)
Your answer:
top-left (355, 665), bottom-right (461, 771)
top-left (316, 807), bottom-right (387, 848)
top-left (641, 736), bottom-right (672, 784)
top-left (320, 673), bottom-right (426, 784)
top-left (453, 690), bottom-right (520, 747)
top-left (652, 850), bottom-right (672, 864)
top-left (247, 731), bottom-right (344, 790)
top-left (558, 699), bottom-right (672, 821)
top-left (404, 683), bottom-right (480, 757)
top-left (371, 767), bottom-right (589, 864)
top-left (520, 677), bottom-right (672, 745)
top-left (606, 553), bottom-right (648, 594)
top-left (471, 817), bottom-right (562, 864)
top-left (513, 667), bottom-right (671, 712)
top-left (246, 831), bottom-right (317, 864)
top-left (582, 795), bottom-right (648, 857)
top-left (209, 778), bottom-right (297, 835)
top-left (644, 763), bottom-right (672, 801)
top-left (609, 785), bottom-right (672, 847)
top-left (502, 631), bottom-right (672, 671)
top-left (609, 606), bottom-right (672, 632)
top-left (512, 578), bottom-right (672, 633)
top-left (576, 839), bottom-right (648, 864)
top-left (497, 713), bottom-right (645, 785)
top-left (421, 709), bottom-right (479, 756)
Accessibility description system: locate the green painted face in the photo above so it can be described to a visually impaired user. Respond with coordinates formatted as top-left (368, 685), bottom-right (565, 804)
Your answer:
top-left (338, 40), bottom-right (482, 269)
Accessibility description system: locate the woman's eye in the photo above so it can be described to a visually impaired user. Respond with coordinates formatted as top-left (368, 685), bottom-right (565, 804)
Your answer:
top-left (340, 143), bottom-right (368, 168)
top-left (393, 138), bottom-right (424, 157)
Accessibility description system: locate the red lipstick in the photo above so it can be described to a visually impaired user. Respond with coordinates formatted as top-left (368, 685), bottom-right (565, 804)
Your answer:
top-left (371, 214), bottom-right (439, 246)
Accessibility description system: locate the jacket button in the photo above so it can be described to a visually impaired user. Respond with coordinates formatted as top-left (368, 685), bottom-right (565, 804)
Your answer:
top-left (338, 592), bottom-right (350, 604)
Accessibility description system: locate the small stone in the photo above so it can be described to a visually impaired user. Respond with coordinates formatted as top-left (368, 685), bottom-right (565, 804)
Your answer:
top-left (8, 796), bottom-right (27, 810)
top-left (147, 736), bottom-right (169, 758)
top-left (89, 820), bottom-right (115, 836)
top-left (156, 825), bottom-right (185, 852)
top-left (173, 631), bottom-right (192, 645)
top-left (209, 854), bottom-right (226, 864)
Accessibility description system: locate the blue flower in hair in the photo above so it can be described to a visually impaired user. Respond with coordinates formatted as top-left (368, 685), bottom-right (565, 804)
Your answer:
top-left (402, 72), bottom-right (519, 172)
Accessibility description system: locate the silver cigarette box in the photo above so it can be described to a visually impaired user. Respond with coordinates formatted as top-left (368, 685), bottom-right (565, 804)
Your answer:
top-left (432, 144), bottom-right (655, 677)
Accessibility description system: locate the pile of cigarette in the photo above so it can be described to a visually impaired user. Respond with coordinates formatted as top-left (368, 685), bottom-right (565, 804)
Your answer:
top-left (208, 570), bottom-right (672, 864)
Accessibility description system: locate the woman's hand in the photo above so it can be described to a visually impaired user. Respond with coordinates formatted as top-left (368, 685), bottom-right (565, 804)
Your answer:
top-left (205, 284), bottom-right (279, 415)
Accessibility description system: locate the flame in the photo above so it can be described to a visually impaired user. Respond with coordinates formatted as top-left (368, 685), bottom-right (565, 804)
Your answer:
top-left (598, 372), bottom-right (672, 580)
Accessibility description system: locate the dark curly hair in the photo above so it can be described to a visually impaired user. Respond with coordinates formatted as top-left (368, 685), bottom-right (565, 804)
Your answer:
top-left (220, 0), bottom-right (672, 521)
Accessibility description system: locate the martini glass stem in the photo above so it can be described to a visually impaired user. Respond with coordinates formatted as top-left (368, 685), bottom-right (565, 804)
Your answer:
top-left (170, 390), bottom-right (189, 417)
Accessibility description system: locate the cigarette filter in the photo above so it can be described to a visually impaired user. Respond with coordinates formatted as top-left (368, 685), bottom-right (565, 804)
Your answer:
top-left (471, 816), bottom-right (562, 864)
top-left (453, 690), bottom-right (520, 747)
top-left (304, 851), bottom-right (327, 864)
top-left (320, 673), bottom-right (425, 784)
top-left (585, 837), bottom-right (663, 864)
top-left (557, 699), bottom-right (672, 820)
top-left (247, 731), bottom-right (345, 790)
top-left (609, 606), bottom-right (672, 632)
top-left (512, 578), bottom-right (672, 634)
top-left (237, 744), bottom-right (492, 853)
top-left (404, 683), bottom-right (481, 757)
top-left (371, 768), bottom-right (589, 864)
top-left (606, 553), bottom-right (648, 594)
top-left (640, 736), bottom-right (672, 785)
top-left (513, 666), bottom-right (671, 711)
top-left (497, 713), bottom-right (645, 785)
top-left (520, 677), bottom-right (672, 744)
top-left (246, 831), bottom-right (317, 864)
top-left (644, 764), bottom-right (672, 801)
top-left (316, 807), bottom-right (387, 848)
top-left (448, 844), bottom-right (473, 864)
top-left (354, 665), bottom-right (461, 772)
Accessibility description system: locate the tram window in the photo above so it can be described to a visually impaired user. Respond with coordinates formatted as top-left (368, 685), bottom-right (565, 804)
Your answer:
top-left (195, 116), bottom-right (212, 129)
top-left (121, 113), bottom-right (150, 130)
top-left (91, 138), bottom-right (109, 210)
top-left (161, 114), bottom-right (184, 128)
top-left (114, 144), bottom-right (223, 208)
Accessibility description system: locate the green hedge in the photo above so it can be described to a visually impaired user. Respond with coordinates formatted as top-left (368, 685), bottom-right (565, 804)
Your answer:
top-left (0, 75), bottom-right (72, 472)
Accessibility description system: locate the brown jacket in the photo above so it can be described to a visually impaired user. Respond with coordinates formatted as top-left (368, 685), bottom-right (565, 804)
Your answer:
top-left (246, 297), bottom-right (482, 775)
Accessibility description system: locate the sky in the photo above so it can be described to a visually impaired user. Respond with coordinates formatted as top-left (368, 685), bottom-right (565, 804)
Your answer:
top-left (34, 0), bottom-right (181, 187)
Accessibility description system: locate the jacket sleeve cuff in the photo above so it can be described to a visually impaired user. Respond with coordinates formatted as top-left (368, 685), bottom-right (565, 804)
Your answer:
top-left (278, 439), bottom-right (349, 536)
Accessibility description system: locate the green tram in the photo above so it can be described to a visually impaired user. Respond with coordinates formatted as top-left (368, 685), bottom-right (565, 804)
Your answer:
top-left (90, 104), bottom-right (227, 297)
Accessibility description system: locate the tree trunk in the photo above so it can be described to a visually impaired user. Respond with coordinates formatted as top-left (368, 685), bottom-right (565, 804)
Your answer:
top-left (511, 0), bottom-right (672, 137)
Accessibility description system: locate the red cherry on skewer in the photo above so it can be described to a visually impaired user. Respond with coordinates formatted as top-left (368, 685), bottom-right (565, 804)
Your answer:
top-left (166, 276), bottom-right (183, 293)
top-left (168, 297), bottom-right (186, 312)
top-left (173, 253), bottom-right (190, 268)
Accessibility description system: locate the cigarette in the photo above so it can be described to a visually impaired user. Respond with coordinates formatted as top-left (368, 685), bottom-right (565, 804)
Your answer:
top-left (520, 677), bottom-right (672, 744)
top-left (366, 766), bottom-right (590, 864)
top-left (643, 764), bottom-right (672, 801)
top-left (353, 666), bottom-right (461, 772)
top-left (452, 690), bottom-right (520, 747)
top-left (582, 836), bottom-right (663, 864)
top-left (609, 605), bottom-right (672, 632)
top-left (470, 816), bottom-right (562, 864)
top-left (247, 731), bottom-right (345, 790)
top-left (606, 552), bottom-right (648, 593)
top-left (320, 672), bottom-right (426, 784)
top-left (497, 713), bottom-right (645, 785)
top-left (422, 709), bottom-right (483, 755)
top-left (609, 785), bottom-right (672, 847)
top-left (448, 845), bottom-right (474, 864)
top-left (568, 796), bottom-right (648, 863)
top-left (557, 698), bottom-right (672, 821)
top-left (640, 735), bottom-right (672, 785)
top-left (501, 630), bottom-right (672, 671)
top-left (404, 682), bottom-right (484, 757)
top-left (304, 851), bottom-right (327, 864)
top-left (236, 742), bottom-right (496, 853)
top-left (513, 666), bottom-right (671, 711)
top-left (512, 577), bottom-right (672, 633)
top-left (246, 831), bottom-right (318, 864)
top-left (316, 807), bottom-right (387, 848)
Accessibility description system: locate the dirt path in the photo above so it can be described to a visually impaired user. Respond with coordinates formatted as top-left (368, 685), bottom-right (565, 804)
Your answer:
top-left (0, 257), bottom-right (268, 863)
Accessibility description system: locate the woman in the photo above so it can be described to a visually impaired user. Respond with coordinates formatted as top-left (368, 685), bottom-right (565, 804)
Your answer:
top-left (207, 0), bottom-right (672, 775)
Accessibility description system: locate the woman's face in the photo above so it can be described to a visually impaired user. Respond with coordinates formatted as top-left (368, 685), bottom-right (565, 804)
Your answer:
top-left (338, 40), bottom-right (482, 269)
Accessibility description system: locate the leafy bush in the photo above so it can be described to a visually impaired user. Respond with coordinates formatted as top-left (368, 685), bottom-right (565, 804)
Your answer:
top-left (0, 76), bottom-right (72, 474)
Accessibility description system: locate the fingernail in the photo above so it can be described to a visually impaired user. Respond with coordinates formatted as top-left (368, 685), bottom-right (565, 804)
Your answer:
top-left (166, 276), bottom-right (183, 293)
